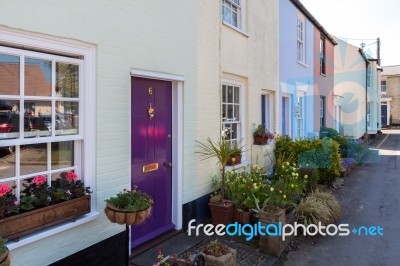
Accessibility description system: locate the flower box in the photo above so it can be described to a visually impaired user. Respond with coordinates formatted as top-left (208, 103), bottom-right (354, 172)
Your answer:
top-left (201, 247), bottom-right (236, 266)
top-left (0, 195), bottom-right (91, 241)
top-left (226, 155), bottom-right (241, 166)
top-left (233, 209), bottom-right (253, 224)
top-left (254, 136), bottom-right (269, 145)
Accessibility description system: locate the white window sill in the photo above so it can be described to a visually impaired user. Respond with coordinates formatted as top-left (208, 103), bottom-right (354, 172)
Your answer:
top-left (6, 211), bottom-right (100, 250)
top-left (297, 61), bottom-right (308, 68)
top-left (222, 21), bottom-right (249, 38)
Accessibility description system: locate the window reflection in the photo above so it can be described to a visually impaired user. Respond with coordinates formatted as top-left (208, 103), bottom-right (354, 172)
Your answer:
top-left (55, 101), bottom-right (79, 136)
top-left (51, 141), bottom-right (74, 170)
top-left (20, 144), bottom-right (47, 175)
top-left (0, 100), bottom-right (20, 140)
top-left (25, 57), bottom-right (51, 97)
top-left (24, 100), bottom-right (51, 138)
top-left (56, 63), bottom-right (79, 98)
top-left (0, 146), bottom-right (15, 179)
top-left (0, 53), bottom-right (20, 95)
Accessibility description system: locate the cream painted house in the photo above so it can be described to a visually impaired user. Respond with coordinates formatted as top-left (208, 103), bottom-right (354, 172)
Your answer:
top-left (0, 1), bottom-right (280, 264)
top-left (380, 65), bottom-right (400, 126)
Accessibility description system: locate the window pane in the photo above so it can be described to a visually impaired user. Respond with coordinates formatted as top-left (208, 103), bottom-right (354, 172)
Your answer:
top-left (234, 86), bottom-right (239, 103)
top-left (223, 6), bottom-right (232, 24)
top-left (56, 63), bottom-right (79, 98)
top-left (232, 123), bottom-right (238, 139)
top-left (227, 104), bottom-right (233, 119)
top-left (25, 57), bottom-right (52, 97)
top-left (55, 101), bottom-right (79, 136)
top-left (0, 53), bottom-right (20, 95)
top-left (234, 105), bottom-right (240, 120)
top-left (20, 143), bottom-right (47, 175)
top-left (222, 103), bottom-right (227, 121)
top-left (24, 100), bottom-right (51, 138)
top-left (227, 86), bottom-right (233, 103)
top-left (0, 146), bottom-right (15, 179)
top-left (0, 100), bottom-right (20, 140)
top-left (222, 85), bottom-right (227, 102)
top-left (51, 141), bottom-right (74, 170)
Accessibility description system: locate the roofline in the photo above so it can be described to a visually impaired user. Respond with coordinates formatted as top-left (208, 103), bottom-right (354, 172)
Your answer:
top-left (289, 0), bottom-right (337, 45)
top-left (358, 48), bottom-right (369, 63)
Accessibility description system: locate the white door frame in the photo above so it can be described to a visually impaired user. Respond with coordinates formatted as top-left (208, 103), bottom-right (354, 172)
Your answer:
top-left (130, 69), bottom-right (183, 230)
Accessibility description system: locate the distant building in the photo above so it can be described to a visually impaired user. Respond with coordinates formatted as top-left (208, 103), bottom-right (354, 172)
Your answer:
top-left (380, 65), bottom-right (400, 126)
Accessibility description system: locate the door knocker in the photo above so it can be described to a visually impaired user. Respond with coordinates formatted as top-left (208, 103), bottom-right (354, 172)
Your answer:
top-left (148, 102), bottom-right (155, 119)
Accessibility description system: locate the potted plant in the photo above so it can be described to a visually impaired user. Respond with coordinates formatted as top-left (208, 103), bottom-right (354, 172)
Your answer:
top-left (104, 186), bottom-right (153, 225)
top-left (201, 239), bottom-right (236, 266)
top-left (0, 172), bottom-right (91, 241)
top-left (0, 237), bottom-right (10, 266)
top-left (196, 137), bottom-right (244, 225)
top-left (253, 124), bottom-right (274, 145)
top-left (225, 142), bottom-right (242, 166)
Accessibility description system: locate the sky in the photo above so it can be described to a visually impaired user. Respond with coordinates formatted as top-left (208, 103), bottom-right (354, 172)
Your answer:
top-left (300, 0), bottom-right (400, 66)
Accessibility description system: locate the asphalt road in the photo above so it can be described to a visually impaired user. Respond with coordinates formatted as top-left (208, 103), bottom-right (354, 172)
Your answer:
top-left (281, 130), bottom-right (400, 266)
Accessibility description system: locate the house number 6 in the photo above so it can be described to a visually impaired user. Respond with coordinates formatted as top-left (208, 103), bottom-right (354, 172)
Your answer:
top-left (148, 87), bottom-right (153, 95)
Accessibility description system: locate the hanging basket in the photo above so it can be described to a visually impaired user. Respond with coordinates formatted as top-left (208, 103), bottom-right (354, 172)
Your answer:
top-left (104, 204), bottom-right (152, 225)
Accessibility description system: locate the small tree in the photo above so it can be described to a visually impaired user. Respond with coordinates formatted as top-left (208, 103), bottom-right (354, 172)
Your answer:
top-left (196, 138), bottom-right (244, 200)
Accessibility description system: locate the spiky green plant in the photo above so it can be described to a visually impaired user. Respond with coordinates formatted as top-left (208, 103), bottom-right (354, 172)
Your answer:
top-left (196, 138), bottom-right (244, 200)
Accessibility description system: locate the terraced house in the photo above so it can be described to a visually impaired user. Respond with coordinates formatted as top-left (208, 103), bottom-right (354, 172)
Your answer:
top-left (0, 1), bottom-right (374, 265)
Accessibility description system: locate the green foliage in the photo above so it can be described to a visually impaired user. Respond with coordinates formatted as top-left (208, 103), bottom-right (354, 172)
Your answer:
top-left (295, 190), bottom-right (341, 226)
top-left (298, 165), bottom-right (319, 193)
top-left (196, 137), bottom-right (245, 199)
top-left (270, 162), bottom-right (306, 207)
top-left (224, 166), bottom-right (268, 211)
top-left (275, 136), bottom-right (341, 186)
top-left (0, 237), bottom-right (7, 256)
top-left (253, 124), bottom-right (274, 139)
top-left (203, 240), bottom-right (229, 257)
top-left (105, 188), bottom-right (153, 212)
top-left (19, 196), bottom-right (35, 211)
top-left (319, 127), bottom-right (339, 139)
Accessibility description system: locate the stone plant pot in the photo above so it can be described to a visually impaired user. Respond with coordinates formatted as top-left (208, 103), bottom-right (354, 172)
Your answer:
top-left (201, 247), bottom-right (236, 266)
top-left (258, 206), bottom-right (286, 257)
top-left (208, 202), bottom-right (234, 225)
top-left (0, 248), bottom-right (10, 266)
top-left (104, 204), bottom-right (151, 225)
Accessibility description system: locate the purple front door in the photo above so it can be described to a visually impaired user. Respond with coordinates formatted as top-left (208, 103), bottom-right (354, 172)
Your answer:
top-left (131, 77), bottom-right (174, 248)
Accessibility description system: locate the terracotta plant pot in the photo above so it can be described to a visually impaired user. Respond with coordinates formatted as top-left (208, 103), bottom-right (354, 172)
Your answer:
top-left (0, 195), bottom-right (91, 241)
top-left (226, 155), bottom-right (241, 166)
top-left (233, 209), bottom-right (253, 224)
top-left (201, 247), bottom-right (236, 266)
top-left (254, 136), bottom-right (269, 145)
top-left (208, 202), bottom-right (234, 225)
top-left (0, 248), bottom-right (10, 266)
top-left (104, 204), bottom-right (152, 225)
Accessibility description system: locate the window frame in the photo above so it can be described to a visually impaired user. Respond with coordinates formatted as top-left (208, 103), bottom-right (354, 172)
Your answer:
top-left (0, 28), bottom-right (97, 248)
top-left (297, 17), bottom-right (305, 64)
top-left (381, 80), bottom-right (387, 94)
top-left (261, 91), bottom-right (274, 133)
top-left (320, 37), bottom-right (326, 75)
top-left (320, 96), bottom-right (326, 128)
top-left (222, 0), bottom-right (242, 29)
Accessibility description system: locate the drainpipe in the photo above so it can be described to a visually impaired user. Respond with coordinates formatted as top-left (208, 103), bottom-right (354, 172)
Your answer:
top-left (359, 48), bottom-right (369, 142)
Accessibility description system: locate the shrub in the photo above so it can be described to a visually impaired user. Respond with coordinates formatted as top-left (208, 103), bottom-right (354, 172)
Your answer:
top-left (298, 165), bottom-right (319, 193)
top-left (320, 127), bottom-right (339, 139)
top-left (275, 136), bottom-right (341, 186)
top-left (296, 191), bottom-right (341, 226)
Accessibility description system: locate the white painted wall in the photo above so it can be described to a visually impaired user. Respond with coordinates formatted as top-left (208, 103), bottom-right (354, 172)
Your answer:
top-left (0, 1), bottom-right (197, 264)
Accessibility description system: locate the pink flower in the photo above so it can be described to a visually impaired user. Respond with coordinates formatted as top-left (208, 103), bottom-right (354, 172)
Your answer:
top-left (33, 175), bottom-right (47, 186)
top-left (66, 172), bottom-right (77, 181)
top-left (14, 201), bottom-right (19, 206)
top-left (0, 184), bottom-right (12, 197)
top-left (66, 190), bottom-right (72, 195)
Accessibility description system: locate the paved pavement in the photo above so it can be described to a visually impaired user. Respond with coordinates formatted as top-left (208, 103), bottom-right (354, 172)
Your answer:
top-left (280, 130), bottom-right (400, 266)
